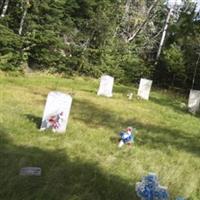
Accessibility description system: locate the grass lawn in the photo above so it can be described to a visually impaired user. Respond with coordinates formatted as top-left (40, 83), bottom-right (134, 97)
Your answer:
top-left (0, 73), bottom-right (200, 200)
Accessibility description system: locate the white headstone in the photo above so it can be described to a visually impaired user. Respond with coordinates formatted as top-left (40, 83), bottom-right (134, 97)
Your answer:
top-left (40, 91), bottom-right (72, 133)
top-left (137, 78), bottom-right (153, 100)
top-left (188, 89), bottom-right (200, 114)
top-left (97, 75), bottom-right (114, 97)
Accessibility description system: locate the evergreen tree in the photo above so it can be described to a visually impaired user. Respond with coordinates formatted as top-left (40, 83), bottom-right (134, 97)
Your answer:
top-left (0, 0), bottom-right (200, 89)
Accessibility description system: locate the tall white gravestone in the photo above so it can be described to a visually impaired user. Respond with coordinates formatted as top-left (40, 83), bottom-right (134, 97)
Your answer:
top-left (188, 89), bottom-right (200, 114)
top-left (137, 78), bottom-right (153, 100)
top-left (40, 91), bottom-right (72, 133)
top-left (97, 75), bottom-right (114, 97)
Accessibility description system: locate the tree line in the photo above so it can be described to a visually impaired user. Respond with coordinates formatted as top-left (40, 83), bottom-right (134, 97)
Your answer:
top-left (0, 0), bottom-right (200, 90)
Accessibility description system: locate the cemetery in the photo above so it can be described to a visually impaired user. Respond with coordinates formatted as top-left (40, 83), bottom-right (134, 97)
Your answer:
top-left (1, 0), bottom-right (200, 199)
top-left (0, 73), bottom-right (199, 200)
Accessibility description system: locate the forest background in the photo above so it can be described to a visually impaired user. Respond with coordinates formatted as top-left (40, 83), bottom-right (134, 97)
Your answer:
top-left (0, 0), bottom-right (200, 90)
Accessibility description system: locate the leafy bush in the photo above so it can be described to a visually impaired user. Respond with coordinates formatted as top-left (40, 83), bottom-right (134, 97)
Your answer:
top-left (0, 24), bottom-right (22, 70)
top-left (163, 43), bottom-right (186, 86)
top-left (120, 54), bottom-right (153, 83)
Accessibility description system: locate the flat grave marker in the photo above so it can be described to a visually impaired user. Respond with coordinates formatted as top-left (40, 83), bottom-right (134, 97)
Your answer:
top-left (20, 167), bottom-right (41, 176)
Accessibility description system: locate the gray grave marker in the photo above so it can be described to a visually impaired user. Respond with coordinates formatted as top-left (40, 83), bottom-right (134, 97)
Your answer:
top-left (20, 167), bottom-right (41, 176)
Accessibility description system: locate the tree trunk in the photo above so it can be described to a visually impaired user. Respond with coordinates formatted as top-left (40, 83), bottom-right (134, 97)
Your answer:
top-left (156, 8), bottom-right (173, 61)
top-left (1, 0), bottom-right (9, 18)
top-left (172, 73), bottom-right (176, 87)
top-left (19, 7), bottom-right (27, 35)
top-left (191, 54), bottom-right (200, 89)
top-left (127, 0), bottom-right (159, 43)
top-left (0, 0), bottom-right (4, 10)
top-left (113, 0), bottom-right (132, 38)
top-left (123, 0), bottom-right (131, 23)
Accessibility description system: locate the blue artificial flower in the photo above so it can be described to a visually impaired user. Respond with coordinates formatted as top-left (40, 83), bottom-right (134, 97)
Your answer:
top-left (136, 173), bottom-right (169, 200)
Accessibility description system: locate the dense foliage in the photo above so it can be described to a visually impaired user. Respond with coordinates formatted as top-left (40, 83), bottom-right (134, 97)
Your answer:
top-left (0, 0), bottom-right (200, 89)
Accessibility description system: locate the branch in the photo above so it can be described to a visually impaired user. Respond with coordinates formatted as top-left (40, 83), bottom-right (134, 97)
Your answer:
top-left (126, 0), bottom-right (159, 43)
top-left (0, 0), bottom-right (9, 18)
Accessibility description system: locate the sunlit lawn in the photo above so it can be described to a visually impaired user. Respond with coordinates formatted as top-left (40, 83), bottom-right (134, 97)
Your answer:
top-left (0, 73), bottom-right (199, 200)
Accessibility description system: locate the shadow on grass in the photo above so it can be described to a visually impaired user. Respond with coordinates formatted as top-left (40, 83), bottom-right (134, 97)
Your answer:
top-left (73, 83), bottom-right (135, 96)
top-left (72, 99), bottom-right (125, 132)
top-left (114, 85), bottom-right (137, 95)
top-left (0, 126), bottom-right (135, 200)
top-left (71, 99), bottom-right (200, 157)
top-left (24, 114), bottom-right (42, 129)
top-left (110, 136), bottom-right (120, 144)
top-left (135, 121), bottom-right (200, 157)
top-left (150, 95), bottom-right (188, 114)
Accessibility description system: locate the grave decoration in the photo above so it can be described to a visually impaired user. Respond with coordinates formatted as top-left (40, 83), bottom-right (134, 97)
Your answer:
top-left (97, 75), bottom-right (114, 97)
top-left (20, 167), bottom-right (41, 176)
top-left (127, 93), bottom-right (133, 100)
top-left (40, 91), bottom-right (72, 133)
top-left (188, 89), bottom-right (200, 114)
top-left (175, 197), bottom-right (185, 200)
top-left (136, 172), bottom-right (169, 200)
top-left (118, 126), bottom-right (136, 148)
top-left (137, 78), bottom-right (153, 100)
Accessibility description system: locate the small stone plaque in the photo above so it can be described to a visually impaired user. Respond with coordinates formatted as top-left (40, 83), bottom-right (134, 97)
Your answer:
top-left (20, 167), bottom-right (41, 176)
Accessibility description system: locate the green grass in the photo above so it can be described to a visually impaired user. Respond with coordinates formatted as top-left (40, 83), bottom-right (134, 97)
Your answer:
top-left (0, 73), bottom-right (200, 200)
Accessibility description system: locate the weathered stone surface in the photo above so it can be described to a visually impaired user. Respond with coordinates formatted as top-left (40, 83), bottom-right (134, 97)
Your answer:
top-left (20, 167), bottom-right (41, 176)
top-left (40, 91), bottom-right (72, 133)
top-left (97, 75), bottom-right (114, 97)
top-left (188, 89), bottom-right (200, 114)
top-left (137, 78), bottom-right (153, 100)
